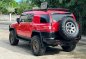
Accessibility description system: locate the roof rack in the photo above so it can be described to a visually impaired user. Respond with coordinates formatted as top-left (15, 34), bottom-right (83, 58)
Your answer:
top-left (48, 8), bottom-right (69, 11)
top-left (24, 8), bottom-right (47, 12)
top-left (24, 8), bottom-right (69, 12)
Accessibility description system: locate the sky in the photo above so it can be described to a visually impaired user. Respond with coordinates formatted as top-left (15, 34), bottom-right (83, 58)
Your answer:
top-left (15, 0), bottom-right (21, 2)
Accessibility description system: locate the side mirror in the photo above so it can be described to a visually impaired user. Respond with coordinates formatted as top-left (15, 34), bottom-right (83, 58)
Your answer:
top-left (16, 18), bottom-right (20, 24)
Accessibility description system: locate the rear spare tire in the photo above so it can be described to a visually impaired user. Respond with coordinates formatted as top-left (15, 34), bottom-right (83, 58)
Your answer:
top-left (59, 17), bottom-right (79, 40)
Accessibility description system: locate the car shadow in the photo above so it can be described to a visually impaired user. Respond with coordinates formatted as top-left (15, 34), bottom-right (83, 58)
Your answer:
top-left (45, 47), bottom-right (62, 55)
top-left (0, 39), bottom-right (62, 56)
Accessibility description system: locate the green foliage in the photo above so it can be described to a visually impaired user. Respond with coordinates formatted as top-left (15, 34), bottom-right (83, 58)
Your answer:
top-left (0, 0), bottom-right (18, 14)
top-left (0, 0), bottom-right (86, 16)
top-left (15, 0), bottom-right (34, 14)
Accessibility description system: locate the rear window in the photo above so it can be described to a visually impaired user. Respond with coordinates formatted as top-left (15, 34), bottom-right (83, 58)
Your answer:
top-left (40, 14), bottom-right (50, 23)
top-left (52, 13), bottom-right (71, 21)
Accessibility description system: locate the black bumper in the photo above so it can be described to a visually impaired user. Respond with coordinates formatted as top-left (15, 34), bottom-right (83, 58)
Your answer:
top-left (41, 32), bottom-right (81, 45)
top-left (41, 32), bottom-right (61, 45)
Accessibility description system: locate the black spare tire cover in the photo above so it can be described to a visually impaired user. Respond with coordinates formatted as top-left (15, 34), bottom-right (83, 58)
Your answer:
top-left (59, 17), bottom-right (79, 40)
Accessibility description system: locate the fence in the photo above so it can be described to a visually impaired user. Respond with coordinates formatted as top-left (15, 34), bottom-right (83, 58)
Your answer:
top-left (0, 15), bottom-right (20, 21)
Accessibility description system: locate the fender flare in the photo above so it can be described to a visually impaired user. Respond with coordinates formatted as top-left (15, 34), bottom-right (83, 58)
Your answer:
top-left (31, 31), bottom-right (44, 47)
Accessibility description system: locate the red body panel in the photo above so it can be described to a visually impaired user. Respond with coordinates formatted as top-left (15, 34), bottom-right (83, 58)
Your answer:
top-left (10, 9), bottom-right (76, 38)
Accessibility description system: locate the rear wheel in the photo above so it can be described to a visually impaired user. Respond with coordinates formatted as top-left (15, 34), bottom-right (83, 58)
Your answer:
top-left (9, 30), bottom-right (19, 45)
top-left (31, 36), bottom-right (46, 56)
top-left (62, 44), bottom-right (76, 52)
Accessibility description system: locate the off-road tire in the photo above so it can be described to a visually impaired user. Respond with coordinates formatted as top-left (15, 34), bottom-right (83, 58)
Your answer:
top-left (31, 36), bottom-right (46, 56)
top-left (9, 30), bottom-right (19, 45)
top-left (59, 17), bottom-right (79, 40)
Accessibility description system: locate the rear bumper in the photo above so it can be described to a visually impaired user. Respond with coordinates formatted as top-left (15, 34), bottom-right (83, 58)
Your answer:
top-left (41, 32), bottom-right (81, 45)
top-left (43, 38), bottom-right (60, 45)
top-left (41, 32), bottom-right (58, 45)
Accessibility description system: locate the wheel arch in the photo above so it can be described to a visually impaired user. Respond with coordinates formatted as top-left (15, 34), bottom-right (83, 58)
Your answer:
top-left (9, 25), bottom-right (17, 36)
top-left (9, 25), bottom-right (15, 31)
top-left (9, 28), bottom-right (15, 31)
top-left (31, 31), bottom-right (42, 38)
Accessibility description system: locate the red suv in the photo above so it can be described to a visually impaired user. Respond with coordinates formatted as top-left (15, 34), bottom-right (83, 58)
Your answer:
top-left (9, 8), bottom-right (81, 56)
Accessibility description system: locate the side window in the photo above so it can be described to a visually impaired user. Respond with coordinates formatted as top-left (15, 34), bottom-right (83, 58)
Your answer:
top-left (28, 14), bottom-right (34, 22)
top-left (40, 14), bottom-right (50, 23)
top-left (20, 15), bottom-right (26, 22)
top-left (20, 14), bottom-right (34, 22)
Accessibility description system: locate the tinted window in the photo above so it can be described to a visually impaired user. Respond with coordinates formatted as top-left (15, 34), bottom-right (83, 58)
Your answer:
top-left (52, 13), bottom-right (71, 21)
top-left (40, 14), bottom-right (50, 23)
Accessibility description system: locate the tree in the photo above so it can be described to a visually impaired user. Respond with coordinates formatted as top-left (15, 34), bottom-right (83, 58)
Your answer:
top-left (0, 0), bottom-right (18, 14)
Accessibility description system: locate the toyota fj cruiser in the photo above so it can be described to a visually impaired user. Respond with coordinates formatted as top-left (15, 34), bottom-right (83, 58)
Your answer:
top-left (9, 8), bottom-right (81, 56)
